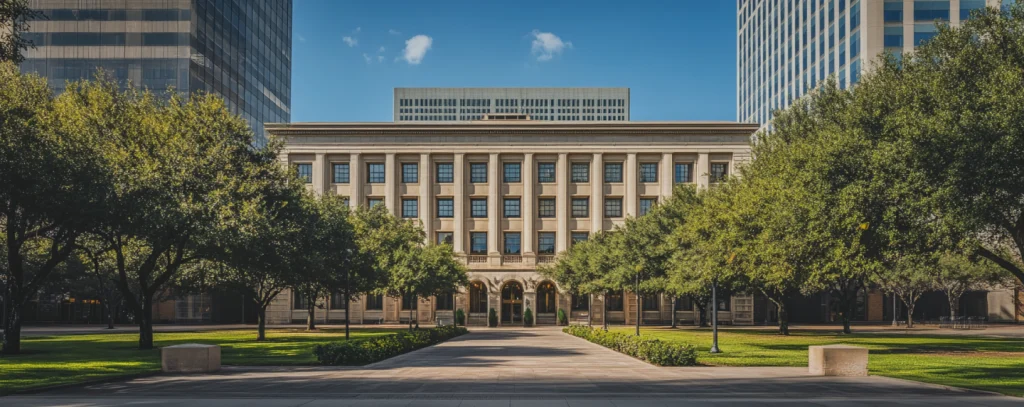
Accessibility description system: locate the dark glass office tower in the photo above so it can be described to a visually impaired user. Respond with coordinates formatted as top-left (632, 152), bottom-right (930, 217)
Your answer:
top-left (19, 0), bottom-right (291, 145)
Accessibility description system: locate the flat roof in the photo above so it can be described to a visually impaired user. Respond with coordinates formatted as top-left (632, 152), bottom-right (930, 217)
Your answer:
top-left (266, 121), bottom-right (761, 136)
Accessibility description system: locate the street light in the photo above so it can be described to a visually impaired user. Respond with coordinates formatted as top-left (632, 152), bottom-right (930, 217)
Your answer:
top-left (710, 280), bottom-right (721, 354)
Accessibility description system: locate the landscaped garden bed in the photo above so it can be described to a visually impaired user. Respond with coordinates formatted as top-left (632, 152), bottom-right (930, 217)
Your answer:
top-left (563, 325), bottom-right (698, 366)
top-left (313, 325), bottom-right (468, 365)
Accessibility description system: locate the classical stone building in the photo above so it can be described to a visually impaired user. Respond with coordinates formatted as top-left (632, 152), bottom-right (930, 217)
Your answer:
top-left (262, 118), bottom-right (761, 326)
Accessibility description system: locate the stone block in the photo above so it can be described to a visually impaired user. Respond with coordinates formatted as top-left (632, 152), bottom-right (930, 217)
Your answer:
top-left (161, 343), bottom-right (221, 373)
top-left (808, 345), bottom-right (868, 377)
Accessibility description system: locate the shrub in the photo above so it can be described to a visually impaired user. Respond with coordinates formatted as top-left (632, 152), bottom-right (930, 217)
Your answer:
top-left (557, 308), bottom-right (568, 325)
top-left (455, 309), bottom-right (465, 326)
top-left (488, 308), bottom-right (498, 327)
top-left (313, 325), bottom-right (468, 365)
top-left (523, 308), bottom-right (533, 327)
top-left (562, 325), bottom-right (697, 366)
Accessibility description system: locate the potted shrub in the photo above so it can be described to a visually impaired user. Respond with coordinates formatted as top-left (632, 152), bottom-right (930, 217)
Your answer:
top-left (523, 308), bottom-right (534, 327)
top-left (488, 308), bottom-right (498, 327)
top-left (455, 309), bottom-right (465, 326)
top-left (557, 308), bottom-right (568, 326)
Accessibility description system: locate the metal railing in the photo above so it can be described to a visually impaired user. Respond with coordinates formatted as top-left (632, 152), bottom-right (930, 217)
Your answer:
top-left (537, 255), bottom-right (556, 264)
top-left (465, 255), bottom-right (488, 264)
top-left (502, 255), bottom-right (522, 264)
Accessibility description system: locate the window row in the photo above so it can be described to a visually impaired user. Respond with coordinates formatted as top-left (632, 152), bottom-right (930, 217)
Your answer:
top-left (460, 231), bottom-right (591, 255)
top-left (294, 161), bottom-right (729, 185)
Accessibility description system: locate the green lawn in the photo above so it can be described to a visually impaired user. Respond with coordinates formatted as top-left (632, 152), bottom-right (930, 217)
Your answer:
top-left (619, 327), bottom-right (1024, 397)
top-left (0, 328), bottom-right (398, 395)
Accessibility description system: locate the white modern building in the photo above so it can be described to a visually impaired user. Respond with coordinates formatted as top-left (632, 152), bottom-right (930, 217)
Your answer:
top-left (737, 0), bottom-right (1012, 127)
top-left (394, 88), bottom-right (629, 122)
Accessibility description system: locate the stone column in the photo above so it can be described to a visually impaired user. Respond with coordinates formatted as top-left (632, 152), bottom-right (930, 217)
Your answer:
top-left (522, 153), bottom-right (535, 261)
top-left (661, 152), bottom-right (674, 199)
top-left (591, 153), bottom-right (604, 234)
top-left (625, 153), bottom-right (637, 217)
top-left (385, 153), bottom-right (397, 216)
top-left (555, 153), bottom-right (569, 253)
top-left (488, 153), bottom-right (500, 264)
top-left (453, 153), bottom-right (466, 254)
top-left (419, 153), bottom-right (433, 244)
top-left (697, 152), bottom-right (710, 189)
top-left (312, 152), bottom-right (326, 195)
top-left (350, 153), bottom-right (362, 208)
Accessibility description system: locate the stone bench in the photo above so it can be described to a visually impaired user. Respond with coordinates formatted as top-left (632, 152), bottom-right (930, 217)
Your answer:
top-left (161, 344), bottom-right (221, 373)
top-left (808, 345), bottom-right (868, 377)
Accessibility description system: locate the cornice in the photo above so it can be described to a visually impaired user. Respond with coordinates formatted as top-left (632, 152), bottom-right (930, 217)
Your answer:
top-left (266, 121), bottom-right (761, 138)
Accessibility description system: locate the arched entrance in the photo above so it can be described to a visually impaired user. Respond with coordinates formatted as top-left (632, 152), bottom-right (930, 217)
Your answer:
top-left (536, 281), bottom-right (558, 325)
top-left (501, 281), bottom-right (524, 324)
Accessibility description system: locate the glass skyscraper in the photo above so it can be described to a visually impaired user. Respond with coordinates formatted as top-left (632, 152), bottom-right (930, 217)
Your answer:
top-left (737, 0), bottom-right (1006, 127)
top-left (19, 0), bottom-right (291, 145)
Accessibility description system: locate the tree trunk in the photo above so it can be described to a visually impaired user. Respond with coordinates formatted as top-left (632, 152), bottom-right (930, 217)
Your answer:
top-left (635, 291), bottom-right (641, 337)
top-left (946, 291), bottom-right (960, 319)
top-left (345, 271), bottom-right (351, 340)
top-left (409, 306), bottom-right (414, 332)
top-left (138, 296), bottom-right (154, 350)
top-left (587, 294), bottom-right (592, 327)
top-left (906, 302), bottom-right (915, 329)
top-left (2, 303), bottom-right (23, 354)
top-left (777, 302), bottom-right (789, 336)
top-left (344, 294), bottom-right (351, 340)
top-left (696, 303), bottom-right (708, 327)
top-left (306, 301), bottom-right (316, 331)
top-left (257, 306), bottom-right (267, 341)
top-left (602, 292), bottom-right (608, 331)
top-left (105, 301), bottom-right (116, 329)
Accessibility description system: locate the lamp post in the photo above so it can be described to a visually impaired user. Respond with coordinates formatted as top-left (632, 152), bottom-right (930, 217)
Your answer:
top-left (892, 293), bottom-right (897, 327)
top-left (710, 280), bottom-right (721, 354)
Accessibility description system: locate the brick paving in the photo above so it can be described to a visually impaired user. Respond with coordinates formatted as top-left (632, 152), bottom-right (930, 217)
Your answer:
top-left (6, 327), bottom-right (1021, 406)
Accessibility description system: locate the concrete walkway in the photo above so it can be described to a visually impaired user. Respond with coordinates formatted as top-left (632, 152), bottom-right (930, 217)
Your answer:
top-left (6, 327), bottom-right (1021, 406)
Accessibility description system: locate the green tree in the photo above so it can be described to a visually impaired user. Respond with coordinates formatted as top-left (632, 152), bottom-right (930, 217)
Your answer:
top-left (0, 0), bottom-right (44, 64)
top-left (0, 64), bottom-right (106, 354)
top-left (932, 252), bottom-right (1008, 319)
top-left (53, 77), bottom-right (274, 349)
top-left (539, 231), bottom-right (611, 327)
top-left (873, 254), bottom-right (935, 328)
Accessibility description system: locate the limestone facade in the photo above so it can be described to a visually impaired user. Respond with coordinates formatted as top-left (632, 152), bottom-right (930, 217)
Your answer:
top-left (263, 120), bottom-right (760, 326)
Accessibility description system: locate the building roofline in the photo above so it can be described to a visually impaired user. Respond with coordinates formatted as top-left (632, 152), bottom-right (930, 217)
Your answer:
top-left (265, 121), bottom-right (761, 137)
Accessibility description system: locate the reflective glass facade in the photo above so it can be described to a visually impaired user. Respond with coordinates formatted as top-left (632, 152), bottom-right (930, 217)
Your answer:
top-left (20, 0), bottom-right (291, 145)
top-left (737, 0), bottom-right (1000, 128)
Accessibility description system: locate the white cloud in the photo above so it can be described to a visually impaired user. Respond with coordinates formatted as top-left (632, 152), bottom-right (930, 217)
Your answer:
top-left (343, 36), bottom-right (358, 47)
top-left (378, 55), bottom-right (384, 62)
top-left (296, 34), bottom-right (306, 43)
top-left (378, 46), bottom-right (386, 53)
top-left (363, 53), bottom-right (372, 64)
top-left (530, 30), bottom-right (571, 61)
top-left (402, 35), bottom-right (433, 65)
top-left (389, 29), bottom-right (401, 35)
top-left (355, 27), bottom-right (362, 33)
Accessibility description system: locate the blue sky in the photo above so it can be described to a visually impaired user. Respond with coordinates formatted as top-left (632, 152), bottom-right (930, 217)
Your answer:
top-left (291, 0), bottom-right (738, 122)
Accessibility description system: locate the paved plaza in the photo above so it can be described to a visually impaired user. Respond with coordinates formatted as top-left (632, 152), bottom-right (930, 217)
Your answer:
top-left (5, 327), bottom-right (1022, 406)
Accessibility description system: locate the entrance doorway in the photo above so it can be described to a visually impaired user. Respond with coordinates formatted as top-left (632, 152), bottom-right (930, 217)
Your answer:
top-left (501, 282), bottom-right (524, 324)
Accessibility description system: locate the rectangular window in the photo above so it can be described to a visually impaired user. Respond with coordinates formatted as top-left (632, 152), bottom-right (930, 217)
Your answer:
top-left (368, 197), bottom-right (384, 208)
top-left (538, 162), bottom-right (556, 183)
top-left (571, 294), bottom-right (589, 311)
top-left (718, 297), bottom-right (731, 311)
top-left (503, 162), bottom-right (521, 183)
top-left (571, 232), bottom-right (589, 244)
top-left (605, 198), bottom-right (623, 218)
top-left (538, 232), bottom-right (556, 254)
top-left (402, 294), bottom-right (418, 310)
top-left (435, 292), bottom-right (454, 311)
top-left (538, 198), bottom-right (556, 218)
top-left (571, 163), bottom-right (589, 183)
top-left (437, 198), bottom-right (454, 218)
top-left (330, 292), bottom-right (347, 310)
top-left (470, 232), bottom-right (487, 255)
top-left (675, 296), bottom-right (693, 311)
top-left (504, 233), bottom-right (521, 255)
top-left (402, 163), bottom-right (418, 183)
top-left (674, 163), bottom-right (693, 183)
top-left (295, 163), bottom-right (312, 183)
top-left (604, 163), bottom-right (623, 183)
top-left (471, 198), bottom-right (487, 218)
top-left (642, 295), bottom-right (660, 311)
top-left (606, 291), bottom-right (624, 312)
top-left (364, 294), bottom-right (384, 310)
top-left (914, 23), bottom-right (940, 45)
top-left (959, 0), bottom-right (985, 19)
top-left (884, 1), bottom-right (904, 23)
top-left (470, 163), bottom-right (487, 183)
top-left (639, 163), bottom-right (658, 182)
top-left (914, 0), bottom-right (950, 21)
top-left (402, 198), bottom-right (418, 218)
top-left (710, 163), bottom-right (729, 183)
top-left (437, 232), bottom-right (454, 245)
top-left (436, 163), bottom-right (454, 183)
top-left (571, 198), bottom-right (589, 218)
top-left (884, 26), bottom-right (904, 47)
top-left (639, 198), bottom-right (657, 216)
top-left (504, 198), bottom-right (521, 218)
top-left (292, 291), bottom-right (308, 309)
top-left (367, 163), bottom-right (385, 183)
top-left (332, 163), bottom-right (350, 183)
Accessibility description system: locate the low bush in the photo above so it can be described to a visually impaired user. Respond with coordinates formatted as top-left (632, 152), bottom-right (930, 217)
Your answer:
top-left (563, 325), bottom-right (698, 366)
top-left (313, 325), bottom-right (468, 365)
top-left (455, 309), bottom-right (465, 326)
top-left (524, 308), bottom-right (533, 327)
top-left (557, 308), bottom-right (568, 325)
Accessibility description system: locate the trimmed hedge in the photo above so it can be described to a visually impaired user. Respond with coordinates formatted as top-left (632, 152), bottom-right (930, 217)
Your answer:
top-left (313, 325), bottom-right (468, 365)
top-left (563, 325), bottom-right (698, 366)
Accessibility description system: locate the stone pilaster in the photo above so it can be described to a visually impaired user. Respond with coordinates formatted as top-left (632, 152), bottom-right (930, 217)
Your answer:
top-left (312, 152), bottom-right (326, 195)
top-left (349, 153), bottom-right (362, 208)
top-left (419, 153), bottom-right (433, 244)
top-left (625, 153), bottom-right (637, 217)
top-left (488, 153), bottom-right (501, 264)
top-left (555, 153), bottom-right (569, 253)
top-left (453, 153), bottom-right (466, 254)
top-left (697, 152), bottom-right (710, 189)
top-left (591, 153), bottom-right (604, 234)
top-left (661, 152), bottom-right (674, 199)
top-left (385, 153), bottom-right (397, 216)
top-left (522, 153), bottom-right (535, 261)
